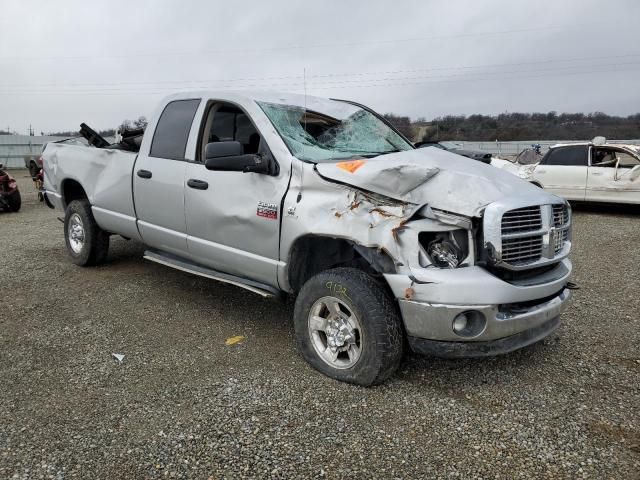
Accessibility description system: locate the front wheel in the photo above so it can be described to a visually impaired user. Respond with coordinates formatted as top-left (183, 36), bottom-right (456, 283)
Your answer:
top-left (294, 268), bottom-right (404, 386)
top-left (64, 199), bottom-right (110, 266)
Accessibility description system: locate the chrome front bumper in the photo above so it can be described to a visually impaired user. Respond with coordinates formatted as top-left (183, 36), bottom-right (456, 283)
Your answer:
top-left (406, 315), bottom-right (563, 358)
top-left (399, 287), bottom-right (571, 343)
top-left (384, 260), bottom-right (573, 357)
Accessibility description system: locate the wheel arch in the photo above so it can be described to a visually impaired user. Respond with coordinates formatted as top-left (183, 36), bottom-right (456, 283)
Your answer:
top-left (286, 234), bottom-right (396, 293)
top-left (61, 178), bottom-right (88, 209)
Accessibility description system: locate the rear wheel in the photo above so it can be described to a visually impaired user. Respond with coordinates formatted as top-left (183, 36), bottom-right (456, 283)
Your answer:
top-left (294, 268), bottom-right (404, 386)
top-left (64, 199), bottom-right (110, 266)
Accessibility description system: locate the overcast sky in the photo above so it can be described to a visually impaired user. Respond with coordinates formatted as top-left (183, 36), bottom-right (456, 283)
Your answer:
top-left (1, 0), bottom-right (639, 134)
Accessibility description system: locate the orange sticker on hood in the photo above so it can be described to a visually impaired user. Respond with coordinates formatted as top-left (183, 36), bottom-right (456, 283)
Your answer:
top-left (336, 159), bottom-right (366, 173)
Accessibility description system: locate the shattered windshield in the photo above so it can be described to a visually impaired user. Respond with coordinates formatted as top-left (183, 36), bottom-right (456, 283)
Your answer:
top-left (257, 100), bottom-right (413, 162)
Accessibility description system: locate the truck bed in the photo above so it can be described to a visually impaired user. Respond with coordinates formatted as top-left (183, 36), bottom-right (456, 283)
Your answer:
top-left (43, 142), bottom-right (139, 239)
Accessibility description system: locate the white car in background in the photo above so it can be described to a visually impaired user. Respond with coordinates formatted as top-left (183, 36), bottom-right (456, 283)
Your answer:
top-left (495, 139), bottom-right (640, 204)
top-left (491, 148), bottom-right (540, 179)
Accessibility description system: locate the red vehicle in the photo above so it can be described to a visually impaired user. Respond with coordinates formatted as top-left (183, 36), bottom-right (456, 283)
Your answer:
top-left (0, 163), bottom-right (21, 212)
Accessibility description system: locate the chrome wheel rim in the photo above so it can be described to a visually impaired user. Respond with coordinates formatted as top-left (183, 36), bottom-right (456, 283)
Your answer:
top-left (68, 213), bottom-right (85, 254)
top-left (308, 296), bottom-right (363, 369)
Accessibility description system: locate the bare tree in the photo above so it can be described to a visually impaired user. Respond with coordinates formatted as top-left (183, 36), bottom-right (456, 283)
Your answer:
top-left (133, 116), bottom-right (148, 129)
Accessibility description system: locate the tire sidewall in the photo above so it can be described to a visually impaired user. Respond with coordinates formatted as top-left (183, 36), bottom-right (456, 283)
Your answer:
top-left (64, 200), bottom-right (94, 265)
top-left (294, 269), bottom-right (401, 386)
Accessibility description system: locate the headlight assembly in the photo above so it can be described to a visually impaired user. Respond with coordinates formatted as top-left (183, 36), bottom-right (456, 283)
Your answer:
top-left (419, 230), bottom-right (469, 269)
top-left (427, 238), bottom-right (463, 268)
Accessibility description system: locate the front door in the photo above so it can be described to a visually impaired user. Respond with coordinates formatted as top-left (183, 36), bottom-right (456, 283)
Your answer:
top-left (133, 98), bottom-right (201, 257)
top-left (587, 147), bottom-right (640, 203)
top-left (184, 102), bottom-right (289, 287)
top-left (532, 145), bottom-right (588, 200)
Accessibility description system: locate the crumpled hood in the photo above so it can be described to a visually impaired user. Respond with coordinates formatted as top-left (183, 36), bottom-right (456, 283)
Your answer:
top-left (315, 148), bottom-right (558, 217)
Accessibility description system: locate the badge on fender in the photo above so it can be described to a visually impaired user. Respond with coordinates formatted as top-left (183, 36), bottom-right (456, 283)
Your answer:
top-left (257, 201), bottom-right (278, 220)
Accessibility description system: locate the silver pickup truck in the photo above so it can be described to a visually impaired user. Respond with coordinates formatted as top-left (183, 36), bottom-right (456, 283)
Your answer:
top-left (43, 91), bottom-right (573, 385)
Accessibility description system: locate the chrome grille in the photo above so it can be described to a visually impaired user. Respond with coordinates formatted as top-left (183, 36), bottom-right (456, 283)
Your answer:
top-left (553, 204), bottom-right (569, 227)
top-left (485, 202), bottom-right (571, 270)
top-left (501, 206), bottom-right (542, 234)
top-left (502, 234), bottom-right (543, 264)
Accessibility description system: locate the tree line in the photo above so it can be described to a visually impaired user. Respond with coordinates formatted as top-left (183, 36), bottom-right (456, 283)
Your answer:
top-left (4, 112), bottom-right (639, 141)
top-left (383, 112), bottom-right (640, 142)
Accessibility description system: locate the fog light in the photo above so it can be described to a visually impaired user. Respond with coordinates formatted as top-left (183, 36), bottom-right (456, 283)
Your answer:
top-left (452, 311), bottom-right (486, 338)
top-left (452, 314), bottom-right (468, 333)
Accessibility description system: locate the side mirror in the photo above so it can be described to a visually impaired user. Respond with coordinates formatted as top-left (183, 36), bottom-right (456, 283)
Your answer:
top-left (205, 141), bottom-right (242, 159)
top-left (204, 141), bottom-right (271, 174)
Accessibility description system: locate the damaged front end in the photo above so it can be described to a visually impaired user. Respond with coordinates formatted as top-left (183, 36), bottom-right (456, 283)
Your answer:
top-left (281, 152), bottom-right (573, 358)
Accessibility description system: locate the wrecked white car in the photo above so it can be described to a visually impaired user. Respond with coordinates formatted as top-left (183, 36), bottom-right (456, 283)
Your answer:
top-left (42, 91), bottom-right (573, 385)
top-left (495, 139), bottom-right (640, 203)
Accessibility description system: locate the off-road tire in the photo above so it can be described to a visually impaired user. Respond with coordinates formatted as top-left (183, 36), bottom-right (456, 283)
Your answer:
top-left (294, 268), bottom-right (404, 386)
top-left (64, 199), bottom-right (110, 266)
top-left (7, 191), bottom-right (21, 212)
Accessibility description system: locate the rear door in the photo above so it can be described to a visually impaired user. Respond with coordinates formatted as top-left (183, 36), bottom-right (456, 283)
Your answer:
top-left (133, 98), bottom-right (201, 257)
top-left (531, 145), bottom-right (588, 200)
top-left (183, 101), bottom-right (288, 287)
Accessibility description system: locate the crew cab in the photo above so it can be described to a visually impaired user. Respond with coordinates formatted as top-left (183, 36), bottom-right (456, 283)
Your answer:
top-left (524, 140), bottom-right (640, 203)
top-left (43, 91), bottom-right (574, 385)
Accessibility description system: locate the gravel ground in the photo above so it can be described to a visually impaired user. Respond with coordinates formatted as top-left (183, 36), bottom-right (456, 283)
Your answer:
top-left (1, 171), bottom-right (639, 479)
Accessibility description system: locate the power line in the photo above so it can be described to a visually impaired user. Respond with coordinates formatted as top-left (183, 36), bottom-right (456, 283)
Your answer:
top-left (310, 64), bottom-right (640, 91)
top-left (1, 53), bottom-right (639, 93)
top-left (1, 62), bottom-right (638, 97)
top-left (0, 23), bottom-right (593, 62)
top-left (1, 61), bottom-right (640, 94)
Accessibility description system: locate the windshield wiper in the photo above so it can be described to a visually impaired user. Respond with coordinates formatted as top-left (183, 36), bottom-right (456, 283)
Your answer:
top-left (367, 149), bottom-right (403, 157)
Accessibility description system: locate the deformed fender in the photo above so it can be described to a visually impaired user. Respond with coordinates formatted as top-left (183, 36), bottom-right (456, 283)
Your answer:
top-left (277, 161), bottom-right (465, 292)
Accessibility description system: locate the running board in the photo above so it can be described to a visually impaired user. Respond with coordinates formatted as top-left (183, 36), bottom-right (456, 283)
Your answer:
top-left (143, 250), bottom-right (279, 298)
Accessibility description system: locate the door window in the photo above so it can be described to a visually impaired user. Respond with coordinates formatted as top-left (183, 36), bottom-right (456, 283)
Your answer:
top-left (591, 148), bottom-right (617, 167)
top-left (150, 99), bottom-right (201, 160)
top-left (543, 146), bottom-right (588, 166)
top-left (592, 148), bottom-right (640, 168)
top-left (202, 104), bottom-right (261, 159)
top-left (615, 152), bottom-right (640, 168)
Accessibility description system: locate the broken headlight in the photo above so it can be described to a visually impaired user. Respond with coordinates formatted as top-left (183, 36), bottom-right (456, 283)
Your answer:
top-left (419, 230), bottom-right (469, 269)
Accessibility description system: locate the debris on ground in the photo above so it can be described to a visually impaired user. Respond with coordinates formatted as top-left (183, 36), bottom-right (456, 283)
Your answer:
top-left (111, 353), bottom-right (125, 364)
top-left (225, 335), bottom-right (246, 346)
